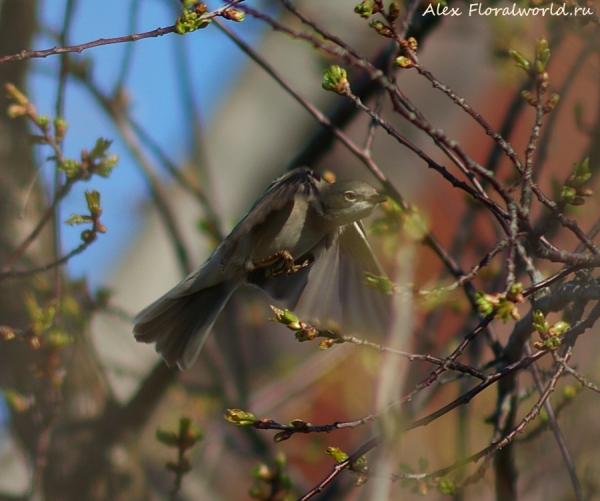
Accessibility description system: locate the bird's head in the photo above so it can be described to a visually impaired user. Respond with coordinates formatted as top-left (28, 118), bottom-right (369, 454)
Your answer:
top-left (320, 179), bottom-right (387, 226)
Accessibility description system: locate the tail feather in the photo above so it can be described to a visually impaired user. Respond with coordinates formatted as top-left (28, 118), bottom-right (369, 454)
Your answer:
top-left (133, 280), bottom-right (236, 369)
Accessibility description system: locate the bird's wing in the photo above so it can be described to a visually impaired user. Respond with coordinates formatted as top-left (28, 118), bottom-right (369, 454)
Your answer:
top-left (219, 168), bottom-right (324, 263)
top-left (255, 222), bottom-right (392, 338)
top-left (295, 222), bottom-right (392, 337)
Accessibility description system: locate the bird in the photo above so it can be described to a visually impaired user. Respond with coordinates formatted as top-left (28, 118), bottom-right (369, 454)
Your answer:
top-left (133, 167), bottom-right (392, 369)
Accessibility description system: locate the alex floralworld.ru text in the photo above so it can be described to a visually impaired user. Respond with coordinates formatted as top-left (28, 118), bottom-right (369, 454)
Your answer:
top-left (423, 2), bottom-right (594, 17)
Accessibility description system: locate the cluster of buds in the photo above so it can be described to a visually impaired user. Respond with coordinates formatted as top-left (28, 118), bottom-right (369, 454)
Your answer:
top-left (4, 295), bottom-right (73, 387)
top-left (509, 37), bottom-right (550, 76)
top-left (65, 190), bottom-right (107, 243)
top-left (395, 37), bottom-right (418, 68)
top-left (531, 310), bottom-right (569, 351)
top-left (476, 283), bottom-right (524, 322)
top-left (273, 419), bottom-right (311, 443)
top-left (354, 0), bottom-right (380, 18)
top-left (175, 1), bottom-right (211, 34)
top-left (5, 83), bottom-right (36, 120)
top-left (354, 1), bottom-right (401, 21)
top-left (248, 453), bottom-right (291, 501)
top-left (156, 417), bottom-right (203, 481)
top-left (326, 447), bottom-right (369, 486)
top-left (521, 88), bottom-right (560, 113)
top-left (561, 157), bottom-right (593, 206)
top-left (269, 306), bottom-right (342, 349)
top-left (534, 37), bottom-right (551, 74)
top-left (511, 38), bottom-right (560, 112)
top-left (6, 83), bottom-right (70, 142)
top-left (23, 295), bottom-right (72, 354)
top-left (269, 306), bottom-right (319, 341)
top-left (59, 138), bottom-right (118, 182)
top-left (175, 1), bottom-right (244, 33)
top-left (322, 65), bottom-right (350, 95)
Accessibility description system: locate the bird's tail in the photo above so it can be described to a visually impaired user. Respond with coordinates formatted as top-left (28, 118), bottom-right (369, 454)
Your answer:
top-left (133, 280), bottom-right (236, 369)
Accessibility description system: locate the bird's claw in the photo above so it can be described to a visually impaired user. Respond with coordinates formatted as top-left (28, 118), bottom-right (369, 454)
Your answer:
top-left (253, 250), bottom-right (311, 278)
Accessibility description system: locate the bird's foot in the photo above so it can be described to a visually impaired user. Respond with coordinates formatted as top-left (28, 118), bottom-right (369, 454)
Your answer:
top-left (253, 250), bottom-right (311, 277)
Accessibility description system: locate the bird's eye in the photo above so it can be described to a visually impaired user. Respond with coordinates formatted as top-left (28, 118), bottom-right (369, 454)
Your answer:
top-left (344, 191), bottom-right (357, 202)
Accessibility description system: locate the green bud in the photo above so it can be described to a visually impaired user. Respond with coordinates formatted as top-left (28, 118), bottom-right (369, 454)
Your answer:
top-left (572, 157), bottom-right (591, 187)
top-left (563, 385), bottom-right (577, 400)
top-left (251, 463), bottom-right (272, 481)
top-left (535, 37), bottom-right (551, 72)
top-left (476, 290), bottom-right (521, 322)
top-left (183, 0), bottom-right (201, 8)
top-left (438, 477), bottom-right (457, 496)
top-left (549, 320), bottom-right (570, 336)
top-left (290, 419), bottom-right (309, 429)
top-left (53, 116), bottom-right (68, 141)
top-left (389, 2), bottom-right (402, 20)
top-left (65, 214), bottom-right (92, 226)
top-left (354, 0), bottom-right (375, 18)
top-left (37, 115), bottom-right (50, 130)
top-left (175, 9), bottom-right (211, 34)
top-left (59, 158), bottom-right (82, 180)
top-left (475, 291), bottom-right (497, 316)
top-left (534, 59), bottom-right (545, 74)
top-left (545, 336), bottom-right (562, 350)
top-left (178, 417), bottom-right (202, 449)
top-left (353, 455), bottom-right (368, 472)
top-left (404, 37), bottom-right (418, 51)
top-left (89, 138), bottom-right (111, 158)
top-left (364, 272), bottom-right (395, 295)
top-left (25, 295), bottom-right (57, 336)
top-left (224, 408), bottom-right (257, 426)
top-left (508, 49), bottom-right (531, 73)
top-left (269, 306), bottom-right (301, 330)
top-left (521, 89), bottom-right (537, 106)
top-left (280, 309), bottom-right (299, 326)
top-left (496, 298), bottom-right (520, 322)
top-left (46, 329), bottom-right (74, 347)
top-left (222, 8), bottom-right (244, 22)
top-left (369, 19), bottom-right (394, 38)
top-left (395, 56), bottom-right (414, 68)
top-left (561, 185), bottom-right (577, 203)
top-left (273, 430), bottom-right (293, 442)
top-left (543, 93), bottom-right (560, 113)
top-left (326, 446), bottom-right (349, 463)
top-left (507, 283), bottom-right (524, 303)
top-left (322, 65), bottom-right (350, 95)
top-left (274, 452), bottom-right (287, 468)
top-left (532, 310), bottom-right (549, 335)
top-left (85, 190), bottom-right (102, 216)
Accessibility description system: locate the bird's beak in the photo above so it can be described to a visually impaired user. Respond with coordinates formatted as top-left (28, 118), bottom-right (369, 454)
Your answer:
top-left (369, 193), bottom-right (388, 204)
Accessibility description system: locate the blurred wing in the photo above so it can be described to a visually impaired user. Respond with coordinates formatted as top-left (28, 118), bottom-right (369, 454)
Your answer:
top-left (285, 222), bottom-right (392, 337)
